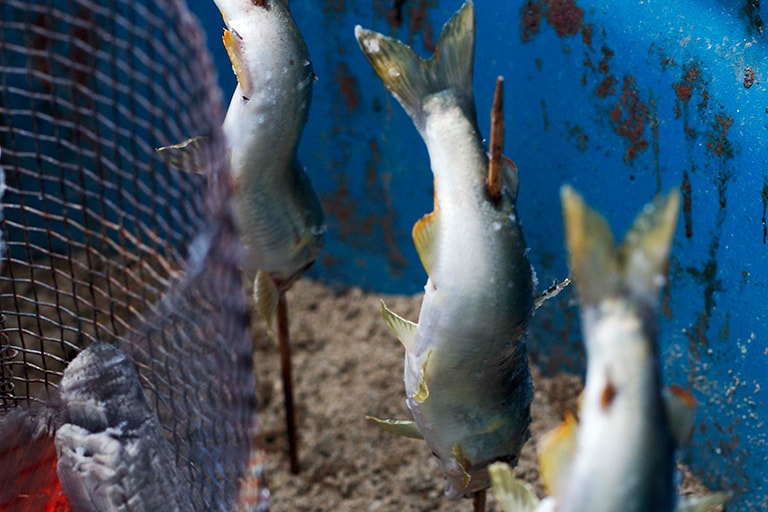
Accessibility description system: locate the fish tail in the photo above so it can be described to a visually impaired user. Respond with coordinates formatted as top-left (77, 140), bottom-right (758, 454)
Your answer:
top-left (561, 186), bottom-right (679, 307)
top-left (354, 0), bottom-right (475, 130)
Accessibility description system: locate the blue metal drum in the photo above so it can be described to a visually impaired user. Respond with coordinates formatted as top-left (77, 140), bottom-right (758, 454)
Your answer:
top-left (188, 1), bottom-right (767, 509)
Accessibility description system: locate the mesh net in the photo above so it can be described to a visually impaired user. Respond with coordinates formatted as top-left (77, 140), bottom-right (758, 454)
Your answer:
top-left (0, 0), bottom-right (260, 508)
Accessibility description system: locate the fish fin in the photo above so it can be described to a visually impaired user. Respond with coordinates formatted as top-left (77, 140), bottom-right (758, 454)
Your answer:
top-left (501, 155), bottom-right (520, 201)
top-left (664, 384), bottom-right (697, 446)
top-left (533, 277), bottom-right (571, 310)
top-left (619, 188), bottom-right (680, 304)
top-left (254, 271), bottom-right (279, 335)
top-left (538, 412), bottom-right (578, 496)
top-left (561, 186), bottom-right (620, 306)
top-left (364, 416), bottom-right (423, 439)
top-left (413, 349), bottom-right (433, 403)
top-left (451, 443), bottom-right (472, 490)
top-left (675, 492), bottom-right (731, 512)
top-left (380, 300), bottom-right (418, 351)
top-left (223, 28), bottom-right (254, 99)
top-left (488, 76), bottom-right (504, 201)
top-left (489, 462), bottom-right (540, 512)
top-left (412, 211), bottom-right (437, 275)
top-left (156, 136), bottom-right (208, 174)
top-left (354, 0), bottom-right (475, 130)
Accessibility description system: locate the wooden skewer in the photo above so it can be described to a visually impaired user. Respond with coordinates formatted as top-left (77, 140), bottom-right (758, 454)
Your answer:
top-left (488, 76), bottom-right (505, 201)
top-left (277, 291), bottom-right (300, 474)
top-left (473, 489), bottom-right (487, 512)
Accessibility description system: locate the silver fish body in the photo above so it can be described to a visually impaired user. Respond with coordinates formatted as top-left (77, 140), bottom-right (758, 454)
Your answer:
top-left (557, 187), bottom-right (679, 512)
top-left (356, 0), bottom-right (534, 499)
top-left (488, 190), bottom-right (728, 512)
top-left (216, 0), bottom-right (323, 286)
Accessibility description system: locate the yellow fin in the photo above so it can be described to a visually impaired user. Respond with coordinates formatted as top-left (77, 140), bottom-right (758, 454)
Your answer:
top-left (223, 28), bottom-right (253, 99)
top-left (156, 136), bottom-right (208, 174)
top-left (676, 492), bottom-right (731, 512)
top-left (451, 443), bottom-right (472, 490)
top-left (380, 300), bottom-right (418, 351)
top-left (353, 1), bottom-right (475, 126)
top-left (664, 384), bottom-right (697, 446)
top-left (254, 271), bottom-right (279, 335)
top-left (365, 416), bottom-right (423, 439)
top-left (413, 349), bottom-right (433, 403)
top-left (412, 211), bottom-right (437, 276)
top-left (538, 412), bottom-right (578, 496)
top-left (489, 462), bottom-right (540, 512)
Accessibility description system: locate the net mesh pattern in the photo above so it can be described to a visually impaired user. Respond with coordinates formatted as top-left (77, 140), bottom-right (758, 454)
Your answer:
top-left (0, 0), bottom-right (258, 508)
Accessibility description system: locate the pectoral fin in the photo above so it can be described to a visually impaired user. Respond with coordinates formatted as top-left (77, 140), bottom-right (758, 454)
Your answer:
top-left (413, 349), bottom-right (433, 403)
top-left (412, 211), bottom-right (437, 276)
top-left (380, 300), bottom-right (418, 352)
top-left (538, 412), bottom-right (578, 496)
top-left (156, 136), bottom-right (208, 174)
top-left (254, 271), bottom-right (279, 335)
top-left (663, 384), bottom-right (697, 446)
top-left (223, 28), bottom-right (254, 99)
top-left (364, 416), bottom-right (423, 439)
top-left (451, 443), bottom-right (472, 490)
top-left (533, 277), bottom-right (571, 310)
top-left (675, 492), bottom-right (731, 512)
top-left (488, 462), bottom-right (540, 512)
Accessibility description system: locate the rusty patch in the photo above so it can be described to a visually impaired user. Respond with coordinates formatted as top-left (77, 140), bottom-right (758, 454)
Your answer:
top-left (594, 46), bottom-right (616, 98)
top-left (744, 66), bottom-right (755, 88)
top-left (323, 0), bottom-right (345, 13)
top-left (743, 0), bottom-right (764, 36)
top-left (521, 0), bottom-right (542, 42)
top-left (334, 61), bottom-right (360, 113)
top-left (388, 0), bottom-right (407, 28)
top-left (544, 0), bottom-right (584, 37)
top-left (705, 113), bottom-right (735, 160)
top-left (566, 123), bottom-right (588, 151)
top-left (520, 0), bottom-right (584, 41)
top-left (541, 99), bottom-right (550, 132)
top-left (672, 62), bottom-right (705, 138)
top-left (407, 0), bottom-right (437, 54)
top-left (581, 22), bottom-right (593, 48)
top-left (649, 98), bottom-right (661, 193)
top-left (609, 76), bottom-right (650, 164)
top-left (681, 170), bottom-right (693, 238)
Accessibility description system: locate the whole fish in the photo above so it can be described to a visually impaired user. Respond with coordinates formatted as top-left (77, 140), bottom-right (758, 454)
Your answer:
top-left (488, 187), bottom-right (729, 512)
top-left (217, 0), bottom-right (324, 324)
top-left (356, 1), bottom-right (535, 499)
top-left (159, 0), bottom-right (324, 325)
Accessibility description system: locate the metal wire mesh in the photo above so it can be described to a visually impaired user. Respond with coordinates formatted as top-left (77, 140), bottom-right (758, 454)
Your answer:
top-left (0, 0), bottom-right (259, 508)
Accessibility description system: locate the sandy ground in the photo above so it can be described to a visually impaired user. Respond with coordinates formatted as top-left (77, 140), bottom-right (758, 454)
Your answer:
top-left (253, 279), bottom-right (716, 512)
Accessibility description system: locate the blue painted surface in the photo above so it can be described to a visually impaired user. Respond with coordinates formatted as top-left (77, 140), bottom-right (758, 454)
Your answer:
top-left (191, 0), bottom-right (767, 509)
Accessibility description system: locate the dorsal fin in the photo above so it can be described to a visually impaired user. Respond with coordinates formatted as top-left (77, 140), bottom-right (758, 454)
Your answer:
top-left (364, 416), bottom-right (423, 439)
top-left (222, 28), bottom-right (254, 99)
top-left (156, 136), bottom-right (208, 174)
top-left (412, 211), bottom-right (438, 276)
top-left (380, 300), bottom-right (418, 351)
top-left (254, 270), bottom-right (279, 335)
top-left (538, 412), bottom-right (578, 497)
top-left (663, 384), bottom-right (697, 446)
